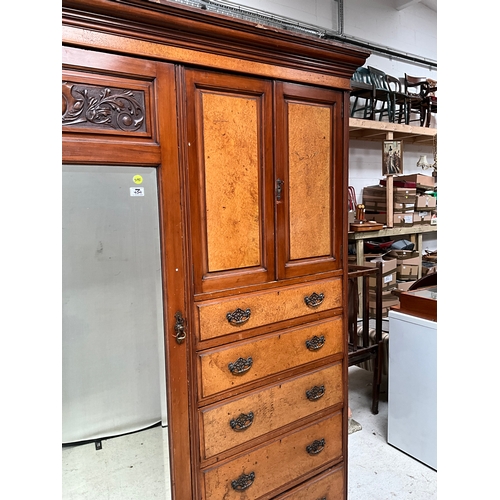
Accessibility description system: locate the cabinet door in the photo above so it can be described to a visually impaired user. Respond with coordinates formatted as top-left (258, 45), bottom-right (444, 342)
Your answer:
top-left (185, 69), bottom-right (275, 294)
top-left (275, 82), bottom-right (344, 279)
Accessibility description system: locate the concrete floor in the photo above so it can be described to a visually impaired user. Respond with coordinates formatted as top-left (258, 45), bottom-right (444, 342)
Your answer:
top-left (62, 366), bottom-right (437, 499)
top-left (348, 365), bottom-right (437, 499)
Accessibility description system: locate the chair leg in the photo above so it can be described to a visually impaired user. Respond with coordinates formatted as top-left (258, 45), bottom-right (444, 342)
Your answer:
top-left (370, 340), bottom-right (384, 415)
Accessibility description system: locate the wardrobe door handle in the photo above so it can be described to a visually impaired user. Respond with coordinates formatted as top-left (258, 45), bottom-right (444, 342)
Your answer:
top-left (228, 357), bottom-right (253, 375)
top-left (226, 307), bottom-right (251, 326)
top-left (230, 412), bottom-right (254, 432)
top-left (306, 438), bottom-right (326, 455)
top-left (231, 472), bottom-right (255, 491)
top-left (306, 385), bottom-right (325, 401)
top-left (306, 335), bottom-right (325, 351)
top-left (304, 292), bottom-right (325, 308)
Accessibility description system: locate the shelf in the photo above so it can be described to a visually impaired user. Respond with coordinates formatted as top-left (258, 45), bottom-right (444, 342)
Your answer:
top-left (348, 224), bottom-right (437, 278)
top-left (348, 224), bottom-right (437, 241)
top-left (349, 118), bottom-right (436, 145)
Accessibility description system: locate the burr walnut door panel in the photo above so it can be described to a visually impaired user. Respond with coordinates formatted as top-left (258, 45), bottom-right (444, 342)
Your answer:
top-left (275, 82), bottom-right (345, 280)
top-left (185, 69), bottom-right (275, 294)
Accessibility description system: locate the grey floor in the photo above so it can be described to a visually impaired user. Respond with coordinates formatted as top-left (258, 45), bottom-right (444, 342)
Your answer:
top-left (348, 365), bottom-right (437, 499)
top-left (62, 366), bottom-right (437, 499)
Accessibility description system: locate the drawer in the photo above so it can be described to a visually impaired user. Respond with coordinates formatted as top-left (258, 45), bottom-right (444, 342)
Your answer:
top-left (196, 278), bottom-right (342, 341)
top-left (202, 411), bottom-right (343, 499)
top-left (275, 464), bottom-right (344, 500)
top-left (199, 316), bottom-right (343, 398)
top-left (201, 363), bottom-right (343, 459)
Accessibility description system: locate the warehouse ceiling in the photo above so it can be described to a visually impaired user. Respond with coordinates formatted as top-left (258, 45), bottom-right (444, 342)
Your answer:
top-left (396, 0), bottom-right (437, 12)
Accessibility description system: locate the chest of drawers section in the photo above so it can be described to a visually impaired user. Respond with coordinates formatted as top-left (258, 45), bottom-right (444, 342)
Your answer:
top-left (194, 278), bottom-right (346, 498)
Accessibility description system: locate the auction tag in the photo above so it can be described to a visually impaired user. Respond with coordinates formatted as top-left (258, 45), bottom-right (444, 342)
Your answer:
top-left (130, 187), bottom-right (145, 196)
top-left (133, 175), bottom-right (143, 184)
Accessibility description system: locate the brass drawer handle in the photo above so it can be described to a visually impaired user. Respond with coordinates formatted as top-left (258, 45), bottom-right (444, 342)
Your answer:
top-left (226, 307), bottom-right (251, 326)
top-left (305, 335), bottom-right (325, 351)
top-left (231, 471), bottom-right (255, 491)
top-left (230, 412), bottom-right (254, 432)
top-left (304, 292), bottom-right (325, 308)
top-left (306, 385), bottom-right (325, 401)
top-left (306, 438), bottom-right (326, 455)
top-left (228, 357), bottom-right (253, 375)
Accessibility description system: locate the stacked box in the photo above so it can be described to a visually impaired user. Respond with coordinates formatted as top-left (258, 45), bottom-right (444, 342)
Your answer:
top-left (362, 184), bottom-right (417, 225)
top-left (362, 185), bottom-right (387, 212)
top-left (395, 173), bottom-right (435, 190)
top-left (388, 250), bottom-right (421, 282)
top-left (363, 256), bottom-right (397, 291)
top-left (369, 290), bottom-right (400, 318)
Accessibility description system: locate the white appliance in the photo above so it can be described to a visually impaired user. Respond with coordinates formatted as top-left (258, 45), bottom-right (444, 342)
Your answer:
top-left (388, 310), bottom-right (437, 470)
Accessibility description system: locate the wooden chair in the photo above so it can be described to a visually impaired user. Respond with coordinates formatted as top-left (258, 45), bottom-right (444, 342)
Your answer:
top-left (347, 262), bottom-right (383, 415)
top-left (386, 74), bottom-right (410, 124)
top-left (350, 66), bottom-right (375, 119)
top-left (404, 74), bottom-right (437, 127)
top-left (367, 66), bottom-right (393, 122)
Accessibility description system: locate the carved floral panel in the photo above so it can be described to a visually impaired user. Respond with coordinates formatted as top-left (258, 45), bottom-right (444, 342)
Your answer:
top-left (62, 82), bottom-right (146, 133)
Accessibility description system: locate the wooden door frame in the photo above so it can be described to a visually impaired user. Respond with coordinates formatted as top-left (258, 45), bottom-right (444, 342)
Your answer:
top-left (62, 48), bottom-right (194, 499)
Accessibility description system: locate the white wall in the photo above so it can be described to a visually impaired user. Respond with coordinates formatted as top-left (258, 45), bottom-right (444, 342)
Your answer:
top-left (221, 0), bottom-right (438, 251)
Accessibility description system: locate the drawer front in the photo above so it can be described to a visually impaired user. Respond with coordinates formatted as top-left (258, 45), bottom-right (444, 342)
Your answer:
top-left (197, 278), bottom-right (342, 341)
top-left (201, 363), bottom-right (343, 459)
top-left (202, 411), bottom-right (343, 499)
top-left (275, 464), bottom-right (344, 500)
top-left (199, 316), bottom-right (343, 398)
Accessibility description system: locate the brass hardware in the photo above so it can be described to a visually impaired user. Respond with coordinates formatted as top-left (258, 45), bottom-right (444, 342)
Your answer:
top-left (276, 178), bottom-right (284, 201)
top-left (228, 357), bottom-right (253, 375)
top-left (306, 385), bottom-right (325, 401)
top-left (231, 472), bottom-right (255, 491)
top-left (226, 307), bottom-right (251, 326)
top-left (305, 335), bottom-right (325, 351)
top-left (304, 292), bottom-right (325, 308)
top-left (230, 412), bottom-right (254, 431)
top-left (306, 438), bottom-right (325, 455)
top-left (173, 311), bottom-right (186, 344)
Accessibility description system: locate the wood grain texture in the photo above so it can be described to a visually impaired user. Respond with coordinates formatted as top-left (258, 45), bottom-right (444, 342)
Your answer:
top-left (199, 316), bottom-right (343, 398)
top-left (196, 278), bottom-right (342, 341)
top-left (275, 464), bottom-right (344, 500)
top-left (201, 411), bottom-right (342, 499)
top-left (201, 363), bottom-right (342, 459)
top-left (288, 102), bottom-right (331, 260)
top-left (202, 92), bottom-right (260, 271)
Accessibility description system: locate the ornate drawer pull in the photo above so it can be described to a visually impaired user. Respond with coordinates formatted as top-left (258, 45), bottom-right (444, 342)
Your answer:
top-left (228, 357), bottom-right (253, 375)
top-left (306, 438), bottom-right (326, 455)
top-left (230, 412), bottom-right (254, 432)
top-left (304, 292), bottom-right (325, 308)
top-left (306, 385), bottom-right (325, 401)
top-left (231, 471), bottom-right (255, 491)
top-left (226, 307), bottom-right (251, 326)
top-left (305, 335), bottom-right (325, 351)
top-left (317, 498), bottom-right (327, 500)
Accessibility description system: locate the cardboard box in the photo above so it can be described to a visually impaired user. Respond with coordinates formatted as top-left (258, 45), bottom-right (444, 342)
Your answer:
top-left (369, 290), bottom-right (400, 317)
top-left (388, 250), bottom-right (421, 267)
top-left (414, 210), bottom-right (432, 225)
top-left (397, 263), bottom-right (419, 280)
top-left (416, 194), bottom-right (437, 210)
top-left (393, 187), bottom-right (417, 205)
top-left (364, 256), bottom-right (397, 291)
top-left (397, 280), bottom-right (417, 291)
top-left (393, 212), bottom-right (414, 227)
top-left (393, 202), bottom-right (415, 213)
top-left (395, 174), bottom-right (435, 190)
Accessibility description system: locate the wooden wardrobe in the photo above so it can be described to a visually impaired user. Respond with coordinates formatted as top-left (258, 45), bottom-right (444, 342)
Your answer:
top-left (62, 1), bottom-right (369, 498)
